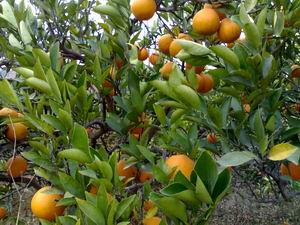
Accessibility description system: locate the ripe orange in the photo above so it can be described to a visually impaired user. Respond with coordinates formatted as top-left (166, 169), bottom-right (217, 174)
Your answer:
top-left (0, 207), bottom-right (7, 219)
top-left (6, 155), bottom-right (28, 178)
top-left (149, 53), bottom-right (160, 65)
top-left (166, 154), bottom-right (194, 180)
top-left (139, 170), bottom-right (153, 183)
top-left (186, 64), bottom-right (205, 74)
top-left (291, 65), bottom-right (300, 78)
top-left (138, 48), bottom-right (149, 61)
top-left (131, 0), bottom-right (156, 21)
top-left (169, 33), bottom-right (193, 57)
top-left (143, 216), bottom-right (161, 225)
top-left (204, 3), bottom-right (226, 20)
top-left (196, 74), bottom-right (214, 93)
top-left (192, 8), bottom-right (220, 35)
top-left (244, 104), bottom-right (251, 113)
top-left (115, 58), bottom-right (124, 69)
top-left (218, 18), bottom-right (241, 43)
top-left (131, 127), bottom-right (143, 140)
top-left (31, 186), bottom-right (65, 221)
top-left (158, 34), bottom-right (174, 55)
top-left (207, 133), bottom-right (217, 144)
top-left (227, 43), bottom-right (234, 48)
top-left (5, 123), bottom-right (28, 142)
top-left (280, 162), bottom-right (300, 181)
top-left (143, 200), bottom-right (154, 211)
top-left (0, 108), bottom-right (19, 118)
top-left (117, 160), bottom-right (138, 181)
top-left (89, 185), bottom-right (113, 202)
top-left (160, 62), bottom-right (174, 80)
top-left (295, 103), bottom-right (300, 113)
top-left (103, 80), bottom-right (115, 97)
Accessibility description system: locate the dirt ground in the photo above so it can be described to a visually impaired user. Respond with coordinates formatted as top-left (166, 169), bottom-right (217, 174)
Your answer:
top-left (2, 179), bottom-right (300, 225)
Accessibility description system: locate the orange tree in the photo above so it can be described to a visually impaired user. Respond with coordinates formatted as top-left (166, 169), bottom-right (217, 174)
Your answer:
top-left (0, 0), bottom-right (299, 224)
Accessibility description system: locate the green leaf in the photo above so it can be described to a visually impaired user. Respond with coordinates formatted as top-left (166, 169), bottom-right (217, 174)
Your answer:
top-left (59, 172), bottom-right (85, 198)
top-left (273, 10), bottom-right (284, 36)
top-left (0, 79), bottom-right (23, 110)
top-left (253, 110), bottom-right (265, 142)
top-left (8, 34), bottom-right (22, 49)
top-left (210, 45), bottom-right (240, 69)
top-left (194, 151), bottom-right (218, 194)
top-left (46, 69), bottom-right (62, 103)
top-left (211, 168), bottom-right (231, 203)
top-left (244, 23), bottom-right (261, 49)
top-left (256, 8), bottom-right (267, 37)
top-left (195, 176), bottom-right (213, 204)
top-left (26, 77), bottom-right (52, 95)
top-left (19, 21), bottom-right (32, 45)
top-left (173, 84), bottom-right (200, 109)
top-left (244, 0), bottom-right (257, 12)
top-left (218, 151), bottom-right (257, 167)
top-left (207, 106), bottom-right (222, 128)
top-left (154, 196), bottom-right (187, 223)
top-left (137, 145), bottom-right (155, 164)
top-left (269, 143), bottom-right (298, 161)
top-left (34, 58), bottom-right (47, 81)
top-left (32, 48), bottom-right (51, 67)
top-left (58, 149), bottom-right (92, 163)
top-left (239, 3), bottom-right (252, 25)
top-left (71, 123), bottom-right (89, 153)
top-left (116, 195), bottom-right (136, 220)
top-left (153, 104), bottom-right (166, 126)
top-left (175, 39), bottom-right (211, 56)
top-left (76, 198), bottom-right (106, 225)
top-left (41, 114), bottom-right (67, 133)
top-left (0, 1), bottom-right (18, 28)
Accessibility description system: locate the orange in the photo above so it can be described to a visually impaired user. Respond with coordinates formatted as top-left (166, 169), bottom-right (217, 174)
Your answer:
top-left (131, 0), bottom-right (156, 21)
top-left (138, 48), bottom-right (149, 61)
top-left (89, 185), bottom-right (113, 202)
top-left (218, 18), bottom-right (241, 43)
top-left (295, 103), bottom-right (300, 113)
top-left (196, 74), bottom-right (214, 93)
top-left (149, 53), bottom-right (160, 65)
top-left (31, 186), bottom-right (65, 221)
top-left (204, 3), bottom-right (226, 20)
top-left (5, 122), bottom-right (28, 142)
top-left (160, 62), bottom-right (174, 80)
top-left (169, 33), bottom-right (193, 57)
top-left (139, 170), bottom-right (153, 183)
top-left (227, 43), bottom-right (234, 48)
top-left (103, 80), bottom-right (115, 97)
top-left (143, 216), bottom-right (161, 225)
top-left (143, 200), bottom-right (154, 211)
top-left (291, 65), bottom-right (300, 78)
top-left (244, 104), bottom-right (251, 113)
top-left (0, 108), bottom-right (19, 118)
top-left (280, 162), bottom-right (300, 181)
top-left (6, 155), bottom-right (28, 178)
top-left (117, 160), bottom-right (138, 181)
top-left (115, 58), bottom-right (124, 69)
top-left (207, 133), bottom-right (217, 144)
top-left (131, 127), bottom-right (143, 140)
top-left (158, 34), bottom-right (174, 55)
top-left (0, 207), bottom-right (7, 219)
top-left (186, 64), bottom-right (205, 74)
top-left (166, 154), bottom-right (194, 180)
top-left (192, 8), bottom-right (220, 35)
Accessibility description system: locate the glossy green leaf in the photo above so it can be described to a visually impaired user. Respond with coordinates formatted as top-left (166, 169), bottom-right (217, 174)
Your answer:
top-left (76, 198), bottom-right (105, 225)
top-left (218, 151), bottom-right (257, 167)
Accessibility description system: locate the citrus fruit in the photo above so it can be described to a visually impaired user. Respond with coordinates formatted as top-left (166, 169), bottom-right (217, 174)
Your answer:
top-left (192, 8), bottom-right (220, 35)
top-left (0, 207), bottom-right (7, 219)
top-left (138, 48), bottom-right (149, 61)
top-left (5, 123), bottom-right (28, 142)
top-left (143, 216), bottom-right (161, 225)
top-left (31, 186), bottom-right (65, 221)
top-left (160, 62), bottom-right (174, 80)
top-left (186, 64), bottom-right (205, 74)
top-left (196, 74), bottom-right (214, 93)
top-left (291, 65), bottom-right (300, 78)
top-left (117, 160), bottom-right (138, 181)
top-left (158, 34), bottom-right (174, 55)
top-left (280, 162), bottom-right (300, 181)
top-left (166, 154), bottom-right (194, 180)
top-left (139, 170), bottom-right (153, 183)
top-left (207, 133), bottom-right (217, 144)
top-left (0, 108), bottom-right (19, 118)
top-left (6, 155), bottom-right (28, 178)
top-left (218, 18), bottom-right (241, 43)
top-left (143, 200), bottom-right (154, 211)
top-left (149, 53), bottom-right (160, 65)
top-left (131, 0), bottom-right (156, 21)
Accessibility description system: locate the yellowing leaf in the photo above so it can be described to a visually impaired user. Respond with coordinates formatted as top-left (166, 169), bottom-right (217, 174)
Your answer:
top-left (268, 143), bottom-right (298, 161)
